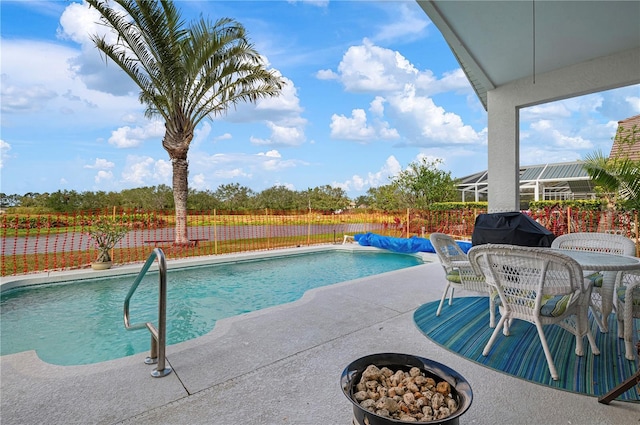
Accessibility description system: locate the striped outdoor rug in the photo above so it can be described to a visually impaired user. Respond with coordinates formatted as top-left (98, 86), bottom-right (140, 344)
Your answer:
top-left (413, 297), bottom-right (639, 401)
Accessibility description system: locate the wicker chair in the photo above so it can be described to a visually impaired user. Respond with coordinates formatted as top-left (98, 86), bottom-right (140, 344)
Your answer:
top-left (551, 232), bottom-right (637, 332)
top-left (429, 233), bottom-right (496, 328)
top-left (468, 244), bottom-right (600, 381)
top-left (615, 270), bottom-right (640, 361)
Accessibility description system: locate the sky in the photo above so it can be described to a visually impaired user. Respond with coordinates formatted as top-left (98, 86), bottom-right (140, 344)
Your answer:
top-left (1, 0), bottom-right (639, 199)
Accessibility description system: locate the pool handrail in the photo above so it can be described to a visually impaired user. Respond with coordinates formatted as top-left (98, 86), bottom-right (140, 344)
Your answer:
top-left (123, 248), bottom-right (172, 378)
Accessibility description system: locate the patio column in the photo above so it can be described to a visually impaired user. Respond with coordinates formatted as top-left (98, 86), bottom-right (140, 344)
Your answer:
top-left (486, 91), bottom-right (520, 212)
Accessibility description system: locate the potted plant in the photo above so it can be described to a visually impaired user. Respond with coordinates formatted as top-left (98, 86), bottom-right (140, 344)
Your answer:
top-left (87, 217), bottom-right (129, 270)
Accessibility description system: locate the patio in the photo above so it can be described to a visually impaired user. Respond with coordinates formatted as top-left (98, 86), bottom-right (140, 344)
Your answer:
top-left (1, 257), bottom-right (638, 424)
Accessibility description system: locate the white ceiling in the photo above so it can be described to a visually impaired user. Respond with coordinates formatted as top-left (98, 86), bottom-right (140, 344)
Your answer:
top-left (417, 0), bottom-right (640, 108)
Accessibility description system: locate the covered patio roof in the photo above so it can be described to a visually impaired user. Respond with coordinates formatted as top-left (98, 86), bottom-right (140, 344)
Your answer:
top-left (417, 0), bottom-right (640, 212)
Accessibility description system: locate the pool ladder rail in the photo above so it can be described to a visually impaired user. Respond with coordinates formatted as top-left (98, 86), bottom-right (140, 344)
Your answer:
top-left (124, 248), bottom-right (172, 378)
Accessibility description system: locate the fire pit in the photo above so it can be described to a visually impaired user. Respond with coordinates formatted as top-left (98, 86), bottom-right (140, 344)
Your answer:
top-left (341, 353), bottom-right (472, 425)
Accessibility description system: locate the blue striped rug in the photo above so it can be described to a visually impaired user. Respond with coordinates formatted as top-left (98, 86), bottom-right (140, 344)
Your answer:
top-left (413, 297), bottom-right (639, 401)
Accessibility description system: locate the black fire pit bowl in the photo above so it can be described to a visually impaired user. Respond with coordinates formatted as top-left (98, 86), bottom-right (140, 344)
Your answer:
top-left (341, 353), bottom-right (473, 425)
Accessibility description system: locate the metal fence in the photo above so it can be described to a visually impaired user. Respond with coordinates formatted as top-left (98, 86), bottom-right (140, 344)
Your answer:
top-left (1, 207), bottom-right (637, 276)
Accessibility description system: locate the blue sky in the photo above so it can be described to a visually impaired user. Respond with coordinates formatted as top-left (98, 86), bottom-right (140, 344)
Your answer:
top-left (1, 0), bottom-right (639, 199)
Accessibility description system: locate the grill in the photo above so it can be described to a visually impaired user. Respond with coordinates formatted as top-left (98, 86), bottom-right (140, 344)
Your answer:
top-left (472, 212), bottom-right (555, 247)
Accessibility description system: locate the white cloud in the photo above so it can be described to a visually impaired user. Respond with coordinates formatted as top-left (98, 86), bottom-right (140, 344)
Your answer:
top-left (59, 2), bottom-right (138, 95)
top-left (1, 77), bottom-right (58, 114)
top-left (186, 149), bottom-right (306, 190)
top-left (315, 69), bottom-right (338, 80)
top-left (435, 69), bottom-right (473, 93)
top-left (0, 36), bottom-right (142, 137)
top-left (333, 39), bottom-right (421, 93)
top-left (372, 3), bottom-right (429, 43)
top-left (250, 121), bottom-right (306, 147)
top-left (330, 109), bottom-right (399, 142)
top-left (333, 155), bottom-right (402, 192)
top-left (108, 121), bottom-right (165, 148)
top-left (330, 109), bottom-right (376, 141)
top-left (255, 75), bottom-right (303, 114)
top-left (554, 133), bottom-right (592, 149)
top-left (215, 133), bottom-right (232, 141)
top-left (121, 156), bottom-right (171, 185)
top-left (191, 173), bottom-right (207, 190)
top-left (84, 158), bottom-right (115, 169)
top-left (257, 150), bottom-right (282, 158)
top-left (369, 96), bottom-right (386, 117)
top-left (95, 170), bottom-right (113, 184)
top-left (387, 85), bottom-right (481, 145)
top-left (0, 139), bottom-right (11, 168)
top-left (626, 96), bottom-right (640, 113)
top-left (190, 122), bottom-right (212, 148)
top-left (522, 103), bottom-right (572, 121)
top-left (320, 40), bottom-right (480, 147)
top-left (530, 119), bottom-right (593, 150)
top-left (287, 0), bottom-right (329, 7)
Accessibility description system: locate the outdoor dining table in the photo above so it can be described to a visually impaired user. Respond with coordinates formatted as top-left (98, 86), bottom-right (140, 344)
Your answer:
top-left (552, 248), bottom-right (640, 333)
top-left (551, 248), bottom-right (640, 404)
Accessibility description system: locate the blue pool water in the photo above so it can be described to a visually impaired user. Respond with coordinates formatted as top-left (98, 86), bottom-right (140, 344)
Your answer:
top-left (0, 250), bottom-right (422, 365)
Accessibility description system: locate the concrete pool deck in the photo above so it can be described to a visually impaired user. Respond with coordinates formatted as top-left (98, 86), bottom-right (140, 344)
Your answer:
top-left (1, 248), bottom-right (639, 424)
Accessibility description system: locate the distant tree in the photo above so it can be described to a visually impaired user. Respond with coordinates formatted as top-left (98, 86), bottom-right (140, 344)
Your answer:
top-left (88, 0), bottom-right (284, 244)
top-left (187, 189), bottom-right (221, 211)
top-left (365, 184), bottom-right (404, 211)
top-left (46, 190), bottom-right (83, 212)
top-left (306, 185), bottom-right (350, 212)
top-left (353, 195), bottom-right (371, 209)
top-left (392, 158), bottom-right (457, 209)
top-left (20, 192), bottom-right (50, 209)
top-left (75, 190), bottom-right (110, 211)
top-left (214, 183), bottom-right (256, 211)
top-left (118, 185), bottom-right (174, 210)
top-left (255, 185), bottom-right (304, 211)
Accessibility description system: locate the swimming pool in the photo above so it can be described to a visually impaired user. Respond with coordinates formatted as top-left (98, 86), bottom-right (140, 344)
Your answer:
top-left (0, 247), bottom-right (424, 366)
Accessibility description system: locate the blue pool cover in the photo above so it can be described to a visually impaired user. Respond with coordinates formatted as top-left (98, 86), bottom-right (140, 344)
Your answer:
top-left (354, 233), bottom-right (472, 254)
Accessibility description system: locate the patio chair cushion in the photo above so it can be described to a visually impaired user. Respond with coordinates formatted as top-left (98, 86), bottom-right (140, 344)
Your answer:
top-left (586, 272), bottom-right (604, 288)
top-left (494, 293), bottom-right (572, 317)
top-left (540, 294), bottom-right (572, 317)
top-left (445, 269), bottom-right (485, 284)
top-left (617, 286), bottom-right (640, 306)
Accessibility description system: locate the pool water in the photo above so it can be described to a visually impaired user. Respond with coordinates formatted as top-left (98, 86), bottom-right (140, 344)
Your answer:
top-left (0, 250), bottom-right (422, 365)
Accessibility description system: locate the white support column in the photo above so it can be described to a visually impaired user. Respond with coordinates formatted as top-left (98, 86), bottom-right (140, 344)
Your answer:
top-left (487, 92), bottom-right (520, 213)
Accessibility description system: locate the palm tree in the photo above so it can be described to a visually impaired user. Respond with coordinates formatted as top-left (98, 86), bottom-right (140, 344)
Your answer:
top-left (87, 0), bottom-right (284, 244)
top-left (582, 151), bottom-right (640, 211)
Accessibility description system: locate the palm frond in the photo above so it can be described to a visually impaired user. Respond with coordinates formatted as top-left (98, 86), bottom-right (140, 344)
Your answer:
top-left (87, 0), bottom-right (284, 136)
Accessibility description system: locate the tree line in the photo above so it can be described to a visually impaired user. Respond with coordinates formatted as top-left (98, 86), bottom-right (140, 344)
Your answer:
top-left (1, 158), bottom-right (460, 213)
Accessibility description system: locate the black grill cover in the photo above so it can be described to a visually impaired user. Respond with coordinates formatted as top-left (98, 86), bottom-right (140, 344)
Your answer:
top-left (472, 212), bottom-right (555, 247)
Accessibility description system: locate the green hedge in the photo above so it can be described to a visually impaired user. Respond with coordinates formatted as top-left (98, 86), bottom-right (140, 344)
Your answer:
top-left (429, 202), bottom-right (488, 211)
top-left (528, 200), bottom-right (602, 211)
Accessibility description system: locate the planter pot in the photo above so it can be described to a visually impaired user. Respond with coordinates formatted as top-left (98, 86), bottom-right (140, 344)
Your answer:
top-left (341, 353), bottom-right (473, 425)
top-left (91, 261), bottom-right (113, 270)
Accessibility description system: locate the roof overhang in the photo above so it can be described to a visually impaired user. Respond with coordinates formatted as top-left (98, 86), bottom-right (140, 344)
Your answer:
top-left (417, 0), bottom-right (640, 109)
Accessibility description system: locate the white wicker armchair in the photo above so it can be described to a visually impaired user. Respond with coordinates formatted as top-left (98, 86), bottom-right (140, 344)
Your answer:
top-left (551, 232), bottom-right (637, 332)
top-left (468, 244), bottom-right (600, 381)
top-left (615, 270), bottom-right (640, 361)
top-left (429, 233), bottom-right (496, 327)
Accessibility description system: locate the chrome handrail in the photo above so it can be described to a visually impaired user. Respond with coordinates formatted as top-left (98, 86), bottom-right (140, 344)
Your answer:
top-left (123, 248), bottom-right (172, 378)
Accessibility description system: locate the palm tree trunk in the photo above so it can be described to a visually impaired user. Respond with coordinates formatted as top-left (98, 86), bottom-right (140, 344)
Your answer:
top-left (172, 157), bottom-right (189, 245)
